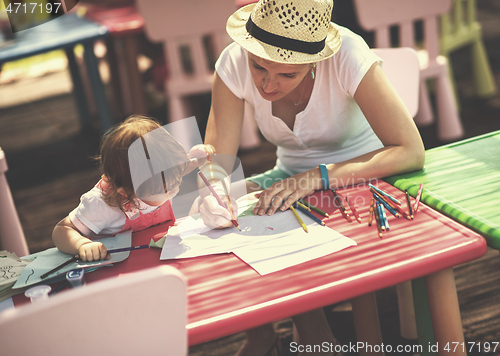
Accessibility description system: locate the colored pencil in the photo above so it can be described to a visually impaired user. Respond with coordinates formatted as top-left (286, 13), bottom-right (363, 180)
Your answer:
top-left (290, 205), bottom-right (308, 233)
top-left (405, 189), bottom-right (414, 219)
top-left (376, 201), bottom-right (386, 231)
top-left (198, 170), bottom-right (240, 230)
top-left (346, 196), bottom-right (361, 223)
top-left (370, 188), bottom-right (411, 220)
top-left (296, 200), bottom-right (311, 212)
top-left (106, 245), bottom-right (150, 254)
top-left (299, 199), bottom-right (329, 217)
top-left (373, 193), bottom-right (400, 218)
top-left (294, 203), bottom-right (325, 226)
top-left (331, 189), bottom-right (352, 222)
top-left (374, 202), bottom-right (383, 238)
top-left (368, 184), bottom-right (401, 205)
top-left (368, 197), bottom-right (374, 227)
top-left (41, 255), bottom-right (78, 279)
top-left (381, 201), bottom-right (390, 231)
top-left (413, 183), bottom-right (424, 213)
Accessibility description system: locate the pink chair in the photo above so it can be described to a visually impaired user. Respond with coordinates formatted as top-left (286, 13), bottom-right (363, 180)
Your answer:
top-left (136, 0), bottom-right (261, 149)
top-left (353, 0), bottom-right (465, 141)
top-left (0, 266), bottom-right (187, 356)
top-left (0, 148), bottom-right (29, 257)
top-left (373, 48), bottom-right (420, 118)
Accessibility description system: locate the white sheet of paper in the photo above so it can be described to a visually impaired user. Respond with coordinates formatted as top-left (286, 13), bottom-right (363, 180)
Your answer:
top-left (232, 210), bottom-right (356, 275)
top-left (160, 206), bottom-right (356, 275)
top-left (13, 231), bottom-right (132, 289)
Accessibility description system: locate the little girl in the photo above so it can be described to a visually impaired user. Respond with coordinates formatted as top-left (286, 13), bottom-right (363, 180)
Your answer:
top-left (52, 115), bottom-right (214, 262)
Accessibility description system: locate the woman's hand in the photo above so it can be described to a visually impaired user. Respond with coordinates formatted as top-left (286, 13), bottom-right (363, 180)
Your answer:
top-left (189, 144), bottom-right (216, 161)
top-left (77, 241), bottom-right (109, 262)
top-left (184, 144), bottom-right (216, 175)
top-left (253, 167), bottom-right (323, 216)
top-left (199, 194), bottom-right (239, 229)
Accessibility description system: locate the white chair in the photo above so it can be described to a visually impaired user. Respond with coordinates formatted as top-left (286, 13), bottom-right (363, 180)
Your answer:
top-left (136, 0), bottom-right (261, 150)
top-left (0, 148), bottom-right (29, 257)
top-left (0, 266), bottom-right (187, 356)
top-left (353, 0), bottom-right (464, 142)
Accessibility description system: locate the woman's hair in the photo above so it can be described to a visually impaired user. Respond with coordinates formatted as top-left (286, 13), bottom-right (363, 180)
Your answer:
top-left (96, 115), bottom-right (189, 211)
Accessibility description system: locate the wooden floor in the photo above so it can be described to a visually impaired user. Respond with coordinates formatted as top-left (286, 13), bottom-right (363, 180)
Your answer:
top-left (1, 3), bottom-right (500, 354)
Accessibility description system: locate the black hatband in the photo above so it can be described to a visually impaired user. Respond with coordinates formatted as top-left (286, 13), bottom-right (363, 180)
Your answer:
top-left (246, 17), bottom-right (325, 54)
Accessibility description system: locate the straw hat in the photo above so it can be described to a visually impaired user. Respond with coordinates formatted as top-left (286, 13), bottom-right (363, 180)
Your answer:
top-left (227, 0), bottom-right (342, 64)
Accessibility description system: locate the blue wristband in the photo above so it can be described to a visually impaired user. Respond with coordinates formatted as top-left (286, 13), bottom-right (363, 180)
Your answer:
top-left (318, 164), bottom-right (329, 190)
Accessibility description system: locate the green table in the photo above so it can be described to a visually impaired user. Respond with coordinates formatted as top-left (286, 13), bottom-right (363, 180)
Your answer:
top-left (385, 130), bottom-right (500, 249)
top-left (385, 130), bottom-right (499, 354)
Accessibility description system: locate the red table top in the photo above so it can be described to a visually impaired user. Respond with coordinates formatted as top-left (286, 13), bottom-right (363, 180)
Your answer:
top-left (13, 181), bottom-right (486, 345)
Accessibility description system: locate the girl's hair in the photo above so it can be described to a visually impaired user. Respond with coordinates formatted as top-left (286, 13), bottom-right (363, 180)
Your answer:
top-left (96, 115), bottom-right (189, 211)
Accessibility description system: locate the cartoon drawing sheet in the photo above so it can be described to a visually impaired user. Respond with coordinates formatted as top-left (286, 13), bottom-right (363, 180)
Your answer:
top-left (0, 251), bottom-right (31, 288)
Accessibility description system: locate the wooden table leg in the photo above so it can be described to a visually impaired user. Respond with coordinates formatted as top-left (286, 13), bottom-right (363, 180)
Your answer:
top-left (351, 292), bottom-right (385, 356)
top-left (425, 268), bottom-right (466, 356)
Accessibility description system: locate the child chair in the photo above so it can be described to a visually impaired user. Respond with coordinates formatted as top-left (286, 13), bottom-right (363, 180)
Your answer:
top-left (0, 148), bottom-right (29, 257)
top-left (352, 0), bottom-right (465, 141)
top-left (135, 0), bottom-right (261, 149)
top-left (0, 266), bottom-right (187, 356)
top-left (440, 0), bottom-right (497, 102)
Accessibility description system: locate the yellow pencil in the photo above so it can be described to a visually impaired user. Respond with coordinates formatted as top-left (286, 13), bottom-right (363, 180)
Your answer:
top-left (296, 200), bottom-right (311, 212)
top-left (290, 205), bottom-right (308, 233)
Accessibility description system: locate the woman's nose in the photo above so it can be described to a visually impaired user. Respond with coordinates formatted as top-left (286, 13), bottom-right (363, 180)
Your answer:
top-left (262, 75), bottom-right (275, 92)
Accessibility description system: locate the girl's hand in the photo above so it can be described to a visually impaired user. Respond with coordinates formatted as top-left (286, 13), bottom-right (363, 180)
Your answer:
top-left (199, 194), bottom-right (238, 229)
top-left (253, 168), bottom-right (323, 216)
top-left (77, 241), bottom-right (109, 262)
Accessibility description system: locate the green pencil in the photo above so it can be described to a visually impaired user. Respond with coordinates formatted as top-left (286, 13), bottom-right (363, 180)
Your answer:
top-left (299, 199), bottom-right (329, 217)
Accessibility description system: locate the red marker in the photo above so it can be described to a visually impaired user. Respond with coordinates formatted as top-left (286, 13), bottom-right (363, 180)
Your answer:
top-left (346, 196), bottom-right (361, 223)
top-left (413, 183), bottom-right (424, 213)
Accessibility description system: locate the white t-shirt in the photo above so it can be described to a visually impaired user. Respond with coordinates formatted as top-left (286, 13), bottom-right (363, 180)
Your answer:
top-left (215, 25), bottom-right (384, 175)
top-left (69, 185), bottom-right (160, 236)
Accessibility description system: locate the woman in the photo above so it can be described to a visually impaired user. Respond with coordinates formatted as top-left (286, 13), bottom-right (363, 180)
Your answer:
top-left (199, 0), bottom-right (425, 354)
